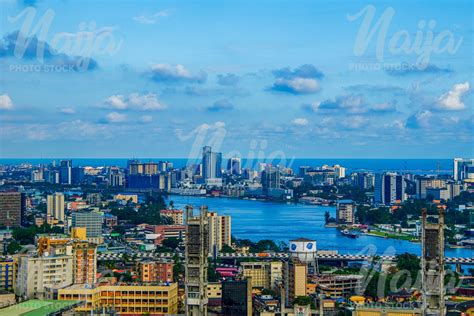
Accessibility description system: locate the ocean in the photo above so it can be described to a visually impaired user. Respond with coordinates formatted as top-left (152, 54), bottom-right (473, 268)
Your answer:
top-left (0, 158), bottom-right (454, 174)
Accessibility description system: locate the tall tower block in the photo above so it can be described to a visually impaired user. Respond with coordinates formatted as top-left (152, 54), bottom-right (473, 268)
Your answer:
top-left (421, 208), bottom-right (445, 316)
top-left (185, 205), bottom-right (209, 316)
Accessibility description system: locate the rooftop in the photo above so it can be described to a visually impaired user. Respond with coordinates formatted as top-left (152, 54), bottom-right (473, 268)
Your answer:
top-left (0, 300), bottom-right (81, 316)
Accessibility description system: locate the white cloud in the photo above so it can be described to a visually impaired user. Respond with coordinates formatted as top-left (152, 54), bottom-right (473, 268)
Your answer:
top-left (59, 107), bottom-right (75, 114)
top-left (128, 93), bottom-right (166, 110)
top-left (292, 118), bottom-right (309, 126)
top-left (0, 94), bottom-right (13, 110)
top-left (149, 64), bottom-right (206, 83)
top-left (105, 95), bottom-right (127, 109)
top-left (104, 93), bottom-right (165, 111)
top-left (106, 112), bottom-right (127, 123)
top-left (273, 78), bottom-right (320, 94)
top-left (133, 9), bottom-right (172, 24)
top-left (437, 82), bottom-right (470, 110)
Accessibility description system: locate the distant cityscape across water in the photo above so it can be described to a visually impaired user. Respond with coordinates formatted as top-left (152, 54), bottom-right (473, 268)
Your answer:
top-left (0, 158), bottom-right (454, 174)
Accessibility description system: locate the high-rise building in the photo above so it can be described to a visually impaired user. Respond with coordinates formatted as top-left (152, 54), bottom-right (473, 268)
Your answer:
top-left (421, 208), bottom-right (445, 315)
top-left (261, 165), bottom-right (280, 190)
top-left (222, 279), bottom-right (252, 316)
top-left (416, 177), bottom-right (447, 199)
top-left (71, 212), bottom-right (102, 238)
top-left (227, 157), bottom-right (241, 176)
top-left (202, 146), bottom-right (222, 180)
top-left (453, 158), bottom-right (474, 181)
top-left (185, 205), bottom-right (209, 316)
top-left (0, 192), bottom-right (25, 227)
top-left (59, 160), bottom-right (72, 185)
top-left (72, 242), bottom-right (97, 285)
top-left (284, 257), bottom-right (307, 306)
top-left (47, 192), bottom-right (65, 222)
top-left (351, 172), bottom-right (374, 190)
top-left (333, 164), bottom-right (346, 178)
top-left (375, 173), bottom-right (405, 205)
top-left (207, 211), bottom-right (231, 256)
top-left (336, 200), bottom-right (356, 224)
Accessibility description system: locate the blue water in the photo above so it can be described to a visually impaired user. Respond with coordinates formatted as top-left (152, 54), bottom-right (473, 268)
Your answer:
top-left (0, 158), bottom-right (454, 174)
top-left (165, 195), bottom-right (473, 258)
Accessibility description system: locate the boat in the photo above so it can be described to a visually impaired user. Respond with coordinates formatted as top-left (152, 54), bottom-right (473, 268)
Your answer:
top-left (341, 229), bottom-right (359, 239)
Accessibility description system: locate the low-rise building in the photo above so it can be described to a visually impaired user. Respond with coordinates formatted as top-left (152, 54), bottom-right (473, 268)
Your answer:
top-left (57, 283), bottom-right (178, 315)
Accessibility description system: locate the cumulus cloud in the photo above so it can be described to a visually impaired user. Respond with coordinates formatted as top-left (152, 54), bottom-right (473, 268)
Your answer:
top-left (104, 93), bottom-right (165, 111)
top-left (406, 110), bottom-right (433, 129)
top-left (0, 31), bottom-right (98, 71)
top-left (385, 63), bottom-right (453, 76)
top-left (270, 64), bottom-right (323, 94)
top-left (106, 112), bottom-right (127, 123)
top-left (318, 94), bottom-right (366, 113)
top-left (437, 82), bottom-right (470, 111)
top-left (133, 9), bottom-right (172, 24)
top-left (291, 118), bottom-right (308, 126)
top-left (0, 94), bottom-right (14, 110)
top-left (207, 99), bottom-right (234, 111)
top-left (217, 73), bottom-right (240, 86)
top-left (149, 64), bottom-right (206, 83)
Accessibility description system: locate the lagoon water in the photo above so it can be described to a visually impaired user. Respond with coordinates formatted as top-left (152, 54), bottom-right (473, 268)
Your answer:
top-left (166, 195), bottom-right (473, 258)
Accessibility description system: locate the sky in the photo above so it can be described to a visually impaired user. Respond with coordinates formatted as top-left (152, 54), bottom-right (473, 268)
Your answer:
top-left (0, 0), bottom-right (472, 159)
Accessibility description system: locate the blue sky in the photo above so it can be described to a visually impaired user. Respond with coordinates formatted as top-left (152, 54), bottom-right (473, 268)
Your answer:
top-left (0, 0), bottom-right (472, 159)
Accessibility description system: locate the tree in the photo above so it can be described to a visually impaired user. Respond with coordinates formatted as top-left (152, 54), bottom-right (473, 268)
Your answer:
top-left (221, 244), bottom-right (235, 253)
top-left (162, 237), bottom-right (180, 250)
top-left (7, 241), bottom-right (22, 254)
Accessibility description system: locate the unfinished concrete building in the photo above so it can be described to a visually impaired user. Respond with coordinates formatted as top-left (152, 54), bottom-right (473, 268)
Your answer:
top-left (185, 205), bottom-right (209, 316)
top-left (421, 208), bottom-right (445, 316)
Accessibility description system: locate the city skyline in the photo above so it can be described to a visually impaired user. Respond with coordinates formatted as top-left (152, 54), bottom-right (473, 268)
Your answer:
top-left (0, 0), bottom-right (473, 158)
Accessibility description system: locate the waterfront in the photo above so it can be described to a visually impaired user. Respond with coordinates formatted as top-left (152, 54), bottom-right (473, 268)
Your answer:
top-left (166, 195), bottom-right (474, 258)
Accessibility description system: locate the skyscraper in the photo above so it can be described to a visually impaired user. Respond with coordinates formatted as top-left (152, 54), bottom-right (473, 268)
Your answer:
top-left (0, 192), bottom-right (25, 227)
top-left (227, 157), bottom-right (242, 175)
top-left (202, 146), bottom-right (222, 180)
top-left (185, 205), bottom-right (209, 316)
top-left (453, 158), bottom-right (474, 181)
top-left (59, 160), bottom-right (72, 185)
top-left (374, 173), bottom-right (405, 205)
top-left (207, 211), bottom-right (231, 256)
top-left (421, 208), bottom-right (445, 315)
top-left (47, 192), bottom-right (65, 222)
top-left (261, 165), bottom-right (280, 190)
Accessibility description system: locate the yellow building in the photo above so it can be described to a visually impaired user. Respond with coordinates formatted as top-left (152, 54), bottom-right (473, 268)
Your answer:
top-left (113, 194), bottom-right (138, 204)
top-left (241, 261), bottom-right (283, 290)
top-left (58, 283), bottom-right (179, 315)
top-left (0, 260), bottom-right (16, 291)
top-left (284, 258), bottom-right (307, 304)
top-left (207, 282), bottom-right (222, 299)
top-left (353, 307), bottom-right (421, 316)
top-left (71, 227), bottom-right (87, 240)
